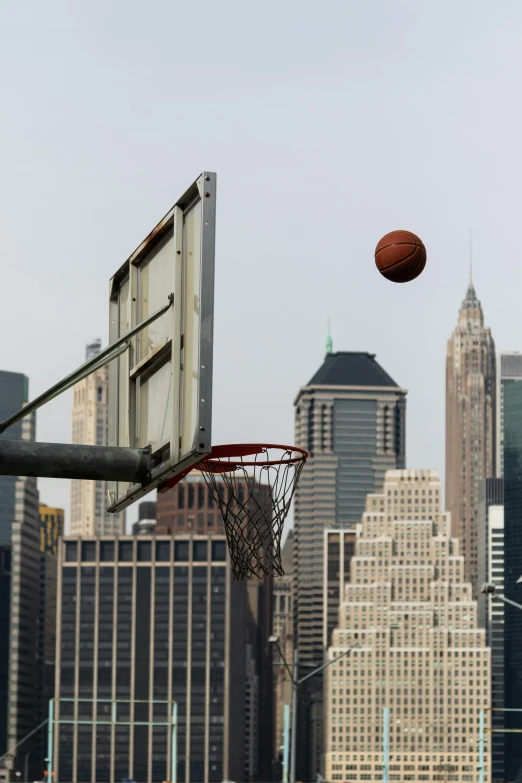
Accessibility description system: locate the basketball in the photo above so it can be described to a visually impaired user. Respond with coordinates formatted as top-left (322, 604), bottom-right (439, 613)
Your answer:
top-left (375, 230), bottom-right (426, 283)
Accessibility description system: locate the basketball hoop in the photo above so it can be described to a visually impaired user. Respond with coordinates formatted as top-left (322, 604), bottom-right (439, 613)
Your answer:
top-left (195, 443), bottom-right (308, 581)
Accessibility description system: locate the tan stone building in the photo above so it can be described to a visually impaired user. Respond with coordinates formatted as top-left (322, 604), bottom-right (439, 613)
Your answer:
top-left (324, 469), bottom-right (491, 783)
top-left (70, 340), bottom-right (125, 536)
top-left (446, 282), bottom-right (496, 594)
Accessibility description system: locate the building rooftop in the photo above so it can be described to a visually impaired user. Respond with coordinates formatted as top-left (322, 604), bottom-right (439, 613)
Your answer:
top-left (307, 351), bottom-right (400, 388)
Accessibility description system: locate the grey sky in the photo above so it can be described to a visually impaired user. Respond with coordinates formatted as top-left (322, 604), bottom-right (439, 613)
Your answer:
top-left (1, 0), bottom-right (520, 530)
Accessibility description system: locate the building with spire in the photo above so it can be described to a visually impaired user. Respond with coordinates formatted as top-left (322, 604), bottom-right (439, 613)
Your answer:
top-left (292, 349), bottom-right (407, 778)
top-left (446, 280), bottom-right (496, 596)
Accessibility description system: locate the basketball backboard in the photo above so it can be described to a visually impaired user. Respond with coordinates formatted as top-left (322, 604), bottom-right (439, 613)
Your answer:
top-left (107, 172), bottom-right (216, 513)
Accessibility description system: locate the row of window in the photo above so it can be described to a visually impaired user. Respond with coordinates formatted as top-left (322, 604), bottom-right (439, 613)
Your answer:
top-left (65, 539), bottom-right (228, 563)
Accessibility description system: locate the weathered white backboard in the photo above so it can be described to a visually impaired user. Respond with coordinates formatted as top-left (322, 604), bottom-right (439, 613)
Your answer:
top-left (107, 172), bottom-right (216, 512)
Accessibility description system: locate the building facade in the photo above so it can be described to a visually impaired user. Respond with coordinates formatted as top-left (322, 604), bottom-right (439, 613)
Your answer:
top-left (131, 501), bottom-right (157, 535)
top-left (502, 377), bottom-right (522, 781)
top-left (292, 350), bottom-right (406, 780)
top-left (446, 282), bottom-right (496, 595)
top-left (324, 469), bottom-right (491, 783)
top-left (54, 534), bottom-right (256, 783)
top-left (477, 479), bottom-right (504, 783)
top-left (323, 528), bottom-right (357, 651)
top-left (156, 475), bottom-right (226, 535)
top-left (496, 351), bottom-right (522, 478)
top-left (0, 371), bottom-right (41, 782)
top-left (293, 351), bottom-right (407, 671)
top-left (273, 532), bottom-right (294, 774)
top-left (39, 504), bottom-right (64, 555)
top-left (70, 340), bottom-right (124, 536)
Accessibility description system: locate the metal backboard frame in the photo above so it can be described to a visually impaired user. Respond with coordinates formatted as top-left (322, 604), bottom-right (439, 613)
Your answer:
top-left (107, 172), bottom-right (216, 512)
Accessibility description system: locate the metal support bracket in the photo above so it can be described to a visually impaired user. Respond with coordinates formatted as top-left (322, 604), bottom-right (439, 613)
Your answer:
top-left (0, 294), bottom-right (173, 435)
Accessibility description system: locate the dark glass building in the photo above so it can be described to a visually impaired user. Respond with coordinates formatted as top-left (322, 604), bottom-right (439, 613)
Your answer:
top-left (0, 371), bottom-right (41, 783)
top-left (53, 535), bottom-right (260, 783)
top-left (477, 478), bottom-right (504, 783)
top-left (503, 380), bottom-right (522, 781)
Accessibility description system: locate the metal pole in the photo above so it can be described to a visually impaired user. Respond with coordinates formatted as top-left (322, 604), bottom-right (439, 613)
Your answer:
top-left (0, 440), bottom-right (150, 483)
top-left (383, 707), bottom-right (389, 783)
top-left (479, 709), bottom-right (484, 783)
top-left (290, 649), bottom-right (298, 783)
top-left (171, 702), bottom-right (178, 783)
top-left (24, 753), bottom-right (29, 783)
top-left (47, 700), bottom-right (54, 782)
top-left (282, 704), bottom-right (290, 783)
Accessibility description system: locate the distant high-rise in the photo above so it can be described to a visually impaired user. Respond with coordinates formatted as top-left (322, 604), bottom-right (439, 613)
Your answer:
top-left (477, 478), bottom-right (504, 783)
top-left (292, 349), bottom-right (406, 780)
top-left (70, 340), bottom-right (124, 536)
top-left (293, 351), bottom-right (407, 670)
top-left (0, 371), bottom-right (41, 782)
top-left (446, 281), bottom-right (496, 594)
top-left (324, 469), bottom-right (491, 783)
top-left (39, 504), bottom-right (64, 555)
top-left (496, 351), bottom-right (522, 477)
top-left (502, 376), bottom-right (522, 781)
top-left (131, 501), bottom-right (157, 535)
top-left (273, 532), bottom-right (294, 772)
top-left (54, 534), bottom-right (256, 783)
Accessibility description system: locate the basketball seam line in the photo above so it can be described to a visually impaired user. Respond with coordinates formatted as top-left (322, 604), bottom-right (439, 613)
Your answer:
top-left (378, 245), bottom-right (421, 272)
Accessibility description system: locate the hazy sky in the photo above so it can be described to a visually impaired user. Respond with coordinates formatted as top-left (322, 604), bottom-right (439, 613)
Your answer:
top-left (1, 0), bottom-right (521, 531)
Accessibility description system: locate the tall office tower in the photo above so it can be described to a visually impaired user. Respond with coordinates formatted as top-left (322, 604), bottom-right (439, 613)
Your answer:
top-left (501, 376), bottom-right (522, 781)
top-left (131, 501), bottom-right (157, 535)
top-left (477, 478), bottom-right (504, 783)
top-left (54, 534), bottom-right (268, 783)
top-left (0, 371), bottom-right (41, 783)
top-left (323, 528), bottom-right (357, 650)
top-left (273, 532), bottom-right (294, 770)
top-left (293, 350), bottom-right (407, 670)
top-left (293, 350), bottom-right (406, 779)
top-left (39, 504), bottom-right (64, 555)
top-left (446, 281), bottom-right (496, 594)
top-left (156, 474), bottom-right (274, 778)
top-left (496, 351), bottom-right (522, 477)
top-left (70, 340), bottom-right (124, 536)
top-left (324, 469), bottom-right (491, 783)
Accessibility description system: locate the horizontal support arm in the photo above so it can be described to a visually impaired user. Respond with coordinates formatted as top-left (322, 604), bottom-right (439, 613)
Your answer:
top-left (0, 440), bottom-right (150, 483)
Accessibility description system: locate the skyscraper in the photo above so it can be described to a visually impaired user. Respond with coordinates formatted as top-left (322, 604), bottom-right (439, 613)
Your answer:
top-left (0, 371), bottom-right (41, 782)
top-left (39, 504), bottom-right (64, 555)
top-left (477, 478), bottom-right (504, 783)
top-left (496, 351), bottom-right (522, 477)
top-left (70, 340), bottom-right (124, 536)
top-left (54, 534), bottom-right (253, 783)
top-left (293, 350), bottom-right (407, 670)
top-left (324, 469), bottom-right (491, 783)
top-left (446, 281), bottom-right (496, 595)
top-left (501, 376), bottom-right (522, 781)
top-left (292, 348), bottom-right (406, 780)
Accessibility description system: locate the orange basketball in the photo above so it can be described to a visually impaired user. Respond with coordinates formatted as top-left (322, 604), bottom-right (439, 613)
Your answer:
top-left (375, 230), bottom-right (426, 283)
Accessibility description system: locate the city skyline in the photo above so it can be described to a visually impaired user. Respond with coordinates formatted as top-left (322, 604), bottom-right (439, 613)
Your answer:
top-left (5, 4), bottom-right (522, 527)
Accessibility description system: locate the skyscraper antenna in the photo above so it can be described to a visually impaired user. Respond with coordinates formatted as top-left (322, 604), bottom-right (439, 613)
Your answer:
top-left (326, 319), bottom-right (333, 355)
top-left (469, 229), bottom-right (473, 284)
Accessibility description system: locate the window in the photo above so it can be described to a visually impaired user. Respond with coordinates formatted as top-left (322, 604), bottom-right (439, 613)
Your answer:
top-left (212, 541), bottom-right (227, 561)
top-left (193, 541), bottom-right (208, 562)
top-left (82, 541), bottom-right (96, 562)
top-left (175, 541), bottom-right (190, 561)
top-left (156, 541), bottom-right (171, 562)
top-left (137, 541), bottom-right (152, 562)
top-left (100, 541), bottom-right (115, 561)
top-left (119, 541), bottom-right (134, 562)
top-left (65, 542), bottom-right (78, 562)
